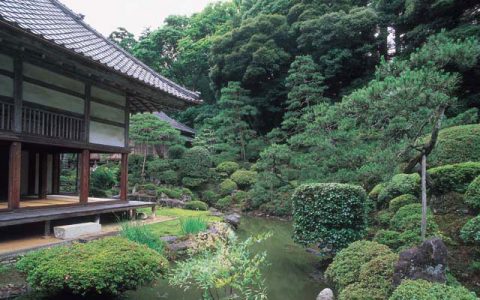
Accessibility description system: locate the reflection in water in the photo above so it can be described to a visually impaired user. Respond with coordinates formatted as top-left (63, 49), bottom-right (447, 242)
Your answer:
top-left (124, 216), bottom-right (326, 300)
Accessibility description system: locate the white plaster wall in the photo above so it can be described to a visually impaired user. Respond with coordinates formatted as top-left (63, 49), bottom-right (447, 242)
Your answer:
top-left (91, 101), bottom-right (125, 124)
top-left (23, 63), bottom-right (85, 94)
top-left (0, 74), bottom-right (13, 98)
top-left (23, 82), bottom-right (85, 114)
top-left (89, 121), bottom-right (125, 147)
top-left (91, 86), bottom-right (126, 106)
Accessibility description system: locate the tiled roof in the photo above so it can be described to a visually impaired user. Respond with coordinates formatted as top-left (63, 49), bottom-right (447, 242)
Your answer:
top-left (0, 0), bottom-right (202, 104)
top-left (154, 112), bottom-right (196, 135)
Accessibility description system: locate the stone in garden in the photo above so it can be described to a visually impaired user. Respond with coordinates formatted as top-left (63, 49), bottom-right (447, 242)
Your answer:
top-left (167, 240), bottom-right (194, 252)
top-left (224, 213), bottom-right (241, 229)
top-left (160, 236), bottom-right (178, 243)
top-left (393, 238), bottom-right (448, 286)
top-left (157, 198), bottom-right (185, 208)
top-left (54, 222), bottom-right (101, 240)
top-left (316, 288), bottom-right (334, 300)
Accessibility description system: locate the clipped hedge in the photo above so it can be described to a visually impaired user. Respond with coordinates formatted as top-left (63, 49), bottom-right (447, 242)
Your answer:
top-left (460, 216), bottom-right (480, 244)
top-left (216, 161), bottom-right (240, 175)
top-left (325, 240), bottom-right (392, 290)
top-left (465, 176), bottom-right (480, 209)
top-left (219, 179), bottom-right (238, 196)
top-left (389, 279), bottom-right (477, 300)
top-left (429, 124), bottom-right (480, 167)
top-left (429, 162), bottom-right (480, 195)
top-left (230, 170), bottom-right (257, 188)
top-left (185, 200), bottom-right (208, 211)
top-left (390, 204), bottom-right (439, 234)
top-left (369, 183), bottom-right (385, 202)
top-left (16, 237), bottom-right (168, 296)
top-left (202, 190), bottom-right (220, 206)
top-left (216, 196), bottom-right (233, 210)
top-left (389, 194), bottom-right (418, 213)
top-left (292, 183), bottom-right (368, 254)
top-left (374, 229), bottom-right (422, 252)
top-left (339, 253), bottom-right (399, 300)
top-left (376, 210), bottom-right (394, 227)
top-left (378, 174), bottom-right (420, 206)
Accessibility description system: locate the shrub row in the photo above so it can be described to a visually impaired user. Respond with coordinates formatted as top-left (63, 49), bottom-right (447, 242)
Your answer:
top-left (390, 279), bottom-right (477, 300)
top-left (429, 162), bottom-right (480, 195)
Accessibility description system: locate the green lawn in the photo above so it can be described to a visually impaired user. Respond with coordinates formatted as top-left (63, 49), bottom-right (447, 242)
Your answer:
top-left (143, 208), bottom-right (222, 237)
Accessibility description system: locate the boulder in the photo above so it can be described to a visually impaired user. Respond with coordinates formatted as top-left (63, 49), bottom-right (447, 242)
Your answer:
top-left (136, 212), bottom-right (148, 220)
top-left (157, 198), bottom-right (185, 208)
top-left (316, 288), bottom-right (334, 300)
top-left (224, 213), bottom-right (241, 229)
top-left (160, 235), bottom-right (178, 243)
top-left (393, 238), bottom-right (448, 286)
top-left (166, 240), bottom-right (194, 252)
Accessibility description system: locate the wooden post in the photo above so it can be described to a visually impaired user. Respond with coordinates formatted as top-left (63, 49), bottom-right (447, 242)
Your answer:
top-left (94, 215), bottom-right (100, 224)
top-left (8, 142), bottom-right (21, 210)
top-left (38, 152), bottom-right (48, 199)
top-left (27, 151), bottom-right (36, 195)
top-left (44, 220), bottom-right (51, 238)
top-left (151, 205), bottom-right (157, 219)
top-left (79, 149), bottom-right (90, 204)
top-left (120, 153), bottom-right (128, 201)
top-left (52, 153), bottom-right (61, 195)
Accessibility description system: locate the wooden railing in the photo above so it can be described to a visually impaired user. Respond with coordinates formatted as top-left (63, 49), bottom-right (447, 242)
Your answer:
top-left (22, 106), bottom-right (84, 141)
top-left (0, 101), bottom-right (13, 131)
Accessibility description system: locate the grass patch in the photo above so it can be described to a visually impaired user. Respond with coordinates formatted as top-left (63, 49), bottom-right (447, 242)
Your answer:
top-left (180, 217), bottom-right (208, 235)
top-left (120, 222), bottom-right (165, 254)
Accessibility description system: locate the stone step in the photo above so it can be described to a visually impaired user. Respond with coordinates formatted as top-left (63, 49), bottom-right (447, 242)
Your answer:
top-left (53, 222), bottom-right (101, 240)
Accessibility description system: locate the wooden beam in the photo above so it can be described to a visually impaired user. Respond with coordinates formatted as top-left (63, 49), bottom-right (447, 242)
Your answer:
top-left (120, 153), bottom-right (128, 201)
top-left (79, 149), bottom-right (90, 204)
top-left (38, 152), bottom-right (48, 199)
top-left (27, 151), bottom-right (36, 195)
top-left (52, 153), bottom-right (60, 194)
top-left (8, 142), bottom-right (21, 209)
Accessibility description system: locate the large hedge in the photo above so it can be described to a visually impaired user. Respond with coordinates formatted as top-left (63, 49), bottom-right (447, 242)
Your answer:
top-left (378, 173), bottom-right (420, 206)
top-left (460, 215), bottom-right (480, 244)
top-left (292, 183), bottom-right (368, 254)
top-left (465, 176), bottom-right (480, 209)
top-left (325, 240), bottom-right (392, 291)
top-left (17, 237), bottom-right (168, 296)
top-left (429, 124), bottom-right (480, 167)
top-left (178, 146), bottom-right (212, 188)
top-left (389, 279), bottom-right (477, 300)
top-left (390, 204), bottom-right (439, 235)
top-left (429, 162), bottom-right (480, 195)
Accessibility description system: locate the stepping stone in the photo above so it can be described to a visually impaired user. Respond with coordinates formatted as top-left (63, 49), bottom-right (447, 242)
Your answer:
top-left (54, 222), bottom-right (101, 240)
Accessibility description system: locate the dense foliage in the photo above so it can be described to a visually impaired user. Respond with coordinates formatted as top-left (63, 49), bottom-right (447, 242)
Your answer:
top-left (292, 183), bottom-right (367, 254)
top-left (460, 216), bottom-right (480, 244)
top-left (465, 176), bottom-right (480, 209)
top-left (389, 279), bottom-right (477, 300)
top-left (429, 162), bottom-right (480, 195)
top-left (17, 237), bottom-right (168, 296)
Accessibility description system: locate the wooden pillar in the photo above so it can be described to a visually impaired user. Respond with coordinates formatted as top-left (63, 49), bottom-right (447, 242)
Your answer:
top-left (27, 151), bottom-right (36, 195)
top-left (38, 152), bottom-right (48, 199)
top-left (79, 149), bottom-right (90, 204)
top-left (52, 153), bottom-right (61, 195)
top-left (120, 153), bottom-right (128, 201)
top-left (8, 142), bottom-right (21, 210)
top-left (44, 220), bottom-right (51, 238)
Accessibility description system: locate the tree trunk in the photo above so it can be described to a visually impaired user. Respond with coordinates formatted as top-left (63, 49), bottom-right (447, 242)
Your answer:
top-left (142, 143), bottom-right (147, 182)
top-left (421, 154), bottom-right (427, 241)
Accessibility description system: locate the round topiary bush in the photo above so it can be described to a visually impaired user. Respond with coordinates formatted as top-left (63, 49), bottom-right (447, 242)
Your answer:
top-left (216, 196), bottom-right (233, 210)
top-left (460, 215), bottom-right (480, 244)
top-left (168, 145), bottom-right (186, 159)
top-left (16, 237), bottom-right (168, 296)
top-left (185, 200), bottom-right (208, 211)
top-left (292, 183), bottom-right (368, 254)
top-left (428, 124), bottom-right (480, 167)
top-left (230, 170), bottom-right (257, 188)
top-left (376, 210), bottom-right (394, 227)
top-left (390, 204), bottom-right (439, 235)
top-left (179, 146), bottom-right (212, 187)
top-left (389, 279), bottom-right (477, 300)
top-left (202, 190), bottom-right (220, 206)
top-left (369, 183), bottom-right (385, 203)
top-left (325, 240), bottom-right (392, 290)
top-left (389, 194), bottom-right (418, 213)
top-left (373, 229), bottom-right (422, 252)
top-left (219, 179), bottom-right (238, 196)
top-left (339, 253), bottom-right (399, 300)
top-left (216, 161), bottom-right (240, 175)
top-left (429, 162), bottom-right (480, 195)
top-left (465, 176), bottom-right (480, 209)
top-left (378, 174), bottom-right (420, 206)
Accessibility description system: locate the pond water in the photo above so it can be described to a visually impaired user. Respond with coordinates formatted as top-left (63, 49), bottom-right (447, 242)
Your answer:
top-left (125, 216), bottom-right (326, 300)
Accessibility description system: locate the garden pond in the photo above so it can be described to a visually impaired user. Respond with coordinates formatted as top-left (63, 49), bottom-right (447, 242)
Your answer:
top-left (125, 216), bottom-right (326, 300)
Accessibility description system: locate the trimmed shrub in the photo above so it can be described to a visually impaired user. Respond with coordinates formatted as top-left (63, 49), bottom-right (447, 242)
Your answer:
top-left (325, 240), bottom-right (392, 290)
top-left (292, 183), bottom-right (368, 254)
top-left (429, 162), bottom-right (480, 195)
top-left (390, 204), bottom-right (439, 235)
top-left (374, 230), bottom-right (422, 251)
top-left (157, 187), bottom-right (182, 199)
top-left (159, 170), bottom-right (179, 185)
top-left (185, 200), bottom-right (208, 211)
top-left (465, 176), bottom-right (480, 209)
top-left (389, 194), bottom-right (417, 213)
top-left (182, 176), bottom-right (206, 188)
top-left (376, 210), bottom-right (394, 227)
top-left (216, 161), bottom-right (240, 175)
top-left (219, 179), bottom-right (238, 196)
top-left (16, 237), bottom-right (168, 296)
top-left (369, 183), bottom-right (385, 202)
top-left (429, 124), bottom-right (480, 167)
top-left (179, 146), bottom-right (212, 187)
top-left (339, 253), bottom-right (399, 300)
top-left (233, 190), bottom-right (250, 204)
top-left (378, 174), bottom-right (420, 206)
top-left (90, 165), bottom-right (117, 197)
top-left (216, 196), bottom-right (233, 210)
top-left (230, 170), bottom-right (257, 188)
top-left (460, 216), bottom-right (480, 244)
top-left (202, 190), bottom-right (220, 206)
top-left (168, 145), bottom-right (186, 159)
top-left (389, 279), bottom-right (477, 300)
